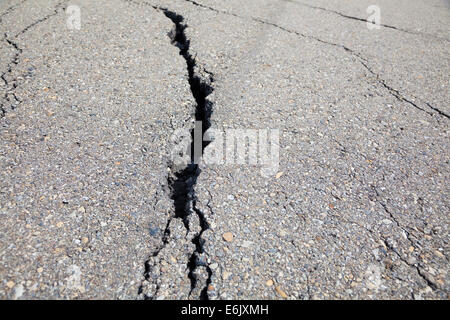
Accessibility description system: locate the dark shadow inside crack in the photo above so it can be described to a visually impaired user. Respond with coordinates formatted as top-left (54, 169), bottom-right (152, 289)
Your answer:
top-left (139, 7), bottom-right (214, 300)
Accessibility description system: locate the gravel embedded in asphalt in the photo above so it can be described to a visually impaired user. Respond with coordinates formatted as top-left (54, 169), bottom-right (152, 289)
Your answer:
top-left (0, 0), bottom-right (448, 300)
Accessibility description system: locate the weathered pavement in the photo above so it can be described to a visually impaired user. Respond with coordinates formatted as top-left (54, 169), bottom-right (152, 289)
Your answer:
top-left (0, 0), bottom-right (449, 299)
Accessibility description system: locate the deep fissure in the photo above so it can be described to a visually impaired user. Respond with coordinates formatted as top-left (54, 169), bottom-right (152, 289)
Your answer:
top-left (163, 8), bottom-right (214, 299)
top-left (139, 7), bottom-right (214, 300)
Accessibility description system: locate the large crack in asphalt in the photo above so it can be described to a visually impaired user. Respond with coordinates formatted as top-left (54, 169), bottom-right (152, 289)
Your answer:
top-left (134, 0), bottom-right (449, 299)
top-left (136, 5), bottom-right (214, 300)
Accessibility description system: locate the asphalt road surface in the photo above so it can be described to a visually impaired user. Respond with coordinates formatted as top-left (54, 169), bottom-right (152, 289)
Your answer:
top-left (0, 0), bottom-right (448, 299)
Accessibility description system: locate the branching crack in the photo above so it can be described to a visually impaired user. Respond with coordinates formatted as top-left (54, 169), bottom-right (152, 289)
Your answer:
top-left (1, 1), bottom-right (67, 118)
top-left (329, 210), bottom-right (439, 293)
top-left (357, 59), bottom-right (449, 118)
top-left (136, 4), bottom-right (214, 300)
top-left (182, 0), bottom-right (448, 120)
top-left (282, 0), bottom-right (449, 41)
top-left (370, 186), bottom-right (441, 291)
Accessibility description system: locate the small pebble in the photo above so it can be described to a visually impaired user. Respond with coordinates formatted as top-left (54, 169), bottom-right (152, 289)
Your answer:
top-left (275, 286), bottom-right (288, 298)
top-left (13, 284), bottom-right (24, 299)
top-left (210, 263), bottom-right (219, 270)
top-left (223, 232), bottom-right (233, 242)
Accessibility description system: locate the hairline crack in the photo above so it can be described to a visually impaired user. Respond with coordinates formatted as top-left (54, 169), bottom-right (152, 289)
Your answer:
top-left (182, 0), bottom-right (448, 120)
